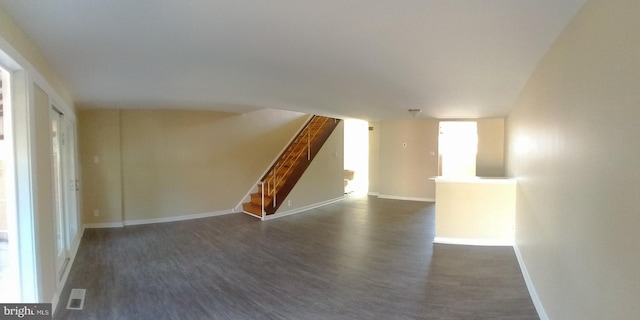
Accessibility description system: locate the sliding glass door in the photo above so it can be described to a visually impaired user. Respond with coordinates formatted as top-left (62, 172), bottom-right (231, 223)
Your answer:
top-left (51, 107), bottom-right (79, 282)
top-left (51, 109), bottom-right (69, 279)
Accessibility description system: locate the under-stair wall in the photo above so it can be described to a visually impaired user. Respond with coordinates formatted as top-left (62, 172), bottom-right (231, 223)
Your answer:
top-left (275, 120), bottom-right (344, 216)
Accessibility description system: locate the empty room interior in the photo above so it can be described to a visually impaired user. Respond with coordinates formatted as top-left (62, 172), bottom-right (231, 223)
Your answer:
top-left (0, 0), bottom-right (639, 319)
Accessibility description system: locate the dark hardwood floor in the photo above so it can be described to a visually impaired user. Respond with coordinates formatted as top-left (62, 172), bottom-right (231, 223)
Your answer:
top-left (55, 195), bottom-right (538, 320)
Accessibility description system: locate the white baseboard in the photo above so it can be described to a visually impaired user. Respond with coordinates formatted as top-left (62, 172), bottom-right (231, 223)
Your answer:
top-left (83, 222), bottom-right (124, 229)
top-left (433, 237), bottom-right (514, 246)
top-left (50, 292), bottom-right (59, 316)
top-left (124, 209), bottom-right (234, 226)
top-left (367, 192), bottom-right (379, 196)
top-left (514, 244), bottom-right (549, 320)
top-left (84, 209), bottom-right (236, 228)
top-left (264, 196), bottom-right (345, 220)
top-left (378, 194), bottom-right (435, 202)
top-left (242, 211), bottom-right (262, 219)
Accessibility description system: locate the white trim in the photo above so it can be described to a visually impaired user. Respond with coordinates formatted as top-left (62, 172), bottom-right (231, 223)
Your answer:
top-left (241, 211), bottom-right (262, 219)
top-left (433, 237), bottom-right (514, 246)
top-left (123, 209), bottom-right (234, 226)
top-left (1, 29), bottom-right (75, 305)
top-left (514, 244), bottom-right (549, 320)
top-left (51, 226), bottom-right (84, 313)
top-left (378, 194), bottom-right (435, 202)
top-left (431, 176), bottom-right (517, 184)
top-left (367, 192), bottom-right (379, 196)
top-left (264, 196), bottom-right (344, 220)
top-left (83, 222), bottom-right (125, 229)
top-left (12, 68), bottom-right (39, 303)
top-left (50, 293), bottom-right (59, 315)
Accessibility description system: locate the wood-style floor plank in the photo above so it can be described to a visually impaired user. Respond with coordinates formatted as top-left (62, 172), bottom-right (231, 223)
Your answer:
top-left (54, 195), bottom-right (538, 319)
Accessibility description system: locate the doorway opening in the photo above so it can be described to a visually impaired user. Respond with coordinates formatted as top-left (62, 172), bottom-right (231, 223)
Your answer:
top-left (344, 119), bottom-right (369, 194)
top-left (438, 121), bottom-right (478, 177)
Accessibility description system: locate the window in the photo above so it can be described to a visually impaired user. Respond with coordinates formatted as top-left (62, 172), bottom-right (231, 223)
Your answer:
top-left (438, 121), bottom-right (478, 177)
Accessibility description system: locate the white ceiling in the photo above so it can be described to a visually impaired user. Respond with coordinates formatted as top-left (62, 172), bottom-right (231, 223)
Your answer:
top-left (0, 0), bottom-right (587, 120)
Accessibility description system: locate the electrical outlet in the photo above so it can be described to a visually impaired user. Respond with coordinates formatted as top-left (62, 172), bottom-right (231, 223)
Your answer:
top-left (287, 199), bottom-right (292, 206)
top-left (93, 209), bottom-right (99, 217)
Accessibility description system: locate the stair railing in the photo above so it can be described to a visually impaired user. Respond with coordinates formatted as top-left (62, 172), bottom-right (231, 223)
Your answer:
top-left (260, 181), bottom-right (265, 216)
top-left (263, 116), bottom-right (330, 209)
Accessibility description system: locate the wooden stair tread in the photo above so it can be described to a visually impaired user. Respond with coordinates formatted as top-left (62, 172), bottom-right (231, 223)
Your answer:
top-left (250, 193), bottom-right (273, 206)
top-left (242, 202), bottom-right (263, 217)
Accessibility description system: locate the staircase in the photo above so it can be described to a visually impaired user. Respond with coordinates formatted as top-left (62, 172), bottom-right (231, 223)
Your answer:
top-left (242, 115), bottom-right (341, 219)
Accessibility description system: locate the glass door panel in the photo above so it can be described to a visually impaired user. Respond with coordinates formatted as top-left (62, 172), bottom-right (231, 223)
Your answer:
top-left (51, 109), bottom-right (69, 280)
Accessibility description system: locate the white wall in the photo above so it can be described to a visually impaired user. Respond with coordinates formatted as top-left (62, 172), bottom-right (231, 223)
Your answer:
top-left (506, 0), bottom-right (640, 318)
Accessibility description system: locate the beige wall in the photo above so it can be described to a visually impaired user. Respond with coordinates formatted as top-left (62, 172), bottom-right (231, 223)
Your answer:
top-left (370, 117), bottom-right (505, 199)
top-left (434, 178), bottom-right (515, 245)
top-left (476, 118), bottom-right (505, 177)
top-left (506, 0), bottom-right (640, 318)
top-left (280, 121), bottom-right (344, 212)
top-left (79, 108), bottom-right (311, 223)
top-left (0, 7), bottom-right (73, 107)
top-left (376, 118), bottom-right (439, 201)
top-left (78, 110), bottom-right (123, 225)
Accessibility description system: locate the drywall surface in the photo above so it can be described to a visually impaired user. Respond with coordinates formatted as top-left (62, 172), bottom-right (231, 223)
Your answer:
top-left (476, 118), bottom-right (505, 177)
top-left (78, 108), bottom-right (309, 223)
top-left (279, 121), bottom-right (344, 213)
top-left (506, 0), bottom-right (640, 318)
top-left (0, 6), bottom-right (73, 106)
top-left (377, 118), bottom-right (439, 201)
top-left (434, 178), bottom-right (515, 245)
top-left (78, 110), bottom-right (123, 225)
